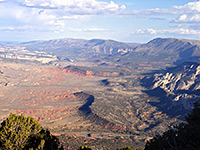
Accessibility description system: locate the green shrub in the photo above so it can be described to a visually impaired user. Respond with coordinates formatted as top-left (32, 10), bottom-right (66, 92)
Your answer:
top-left (0, 113), bottom-right (63, 150)
top-left (145, 102), bottom-right (200, 150)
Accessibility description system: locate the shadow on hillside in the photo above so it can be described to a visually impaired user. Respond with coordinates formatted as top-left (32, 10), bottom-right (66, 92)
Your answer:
top-left (78, 95), bottom-right (94, 115)
top-left (142, 87), bottom-right (186, 120)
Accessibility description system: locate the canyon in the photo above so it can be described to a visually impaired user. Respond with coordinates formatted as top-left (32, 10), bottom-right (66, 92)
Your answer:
top-left (0, 37), bottom-right (200, 149)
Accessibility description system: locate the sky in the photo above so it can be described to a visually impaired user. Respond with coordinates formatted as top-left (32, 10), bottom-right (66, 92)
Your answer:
top-left (0, 0), bottom-right (200, 43)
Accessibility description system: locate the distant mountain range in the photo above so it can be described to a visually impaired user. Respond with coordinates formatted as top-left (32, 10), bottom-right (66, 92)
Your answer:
top-left (18, 38), bottom-right (138, 57)
top-left (15, 37), bottom-right (200, 64)
top-left (0, 37), bottom-right (200, 67)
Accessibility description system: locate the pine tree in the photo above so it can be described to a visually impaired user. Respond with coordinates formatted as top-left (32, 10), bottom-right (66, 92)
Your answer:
top-left (145, 102), bottom-right (200, 150)
top-left (0, 113), bottom-right (63, 150)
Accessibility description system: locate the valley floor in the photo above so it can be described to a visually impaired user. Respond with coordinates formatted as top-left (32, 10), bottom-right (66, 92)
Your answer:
top-left (0, 61), bottom-right (182, 149)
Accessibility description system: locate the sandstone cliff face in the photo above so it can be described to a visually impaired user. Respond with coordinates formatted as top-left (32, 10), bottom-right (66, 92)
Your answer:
top-left (152, 62), bottom-right (200, 93)
top-left (144, 62), bottom-right (200, 112)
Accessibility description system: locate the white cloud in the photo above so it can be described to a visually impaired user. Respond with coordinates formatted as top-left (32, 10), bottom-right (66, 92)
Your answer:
top-left (68, 27), bottom-right (109, 32)
top-left (0, 25), bottom-right (34, 31)
top-left (0, 0), bottom-right (126, 34)
top-left (134, 28), bottom-right (200, 36)
top-left (122, 0), bottom-right (200, 34)
top-left (135, 29), bottom-right (157, 35)
top-left (119, 1), bottom-right (200, 22)
top-left (121, 8), bottom-right (175, 18)
top-left (173, 1), bottom-right (200, 23)
top-left (1, 0), bottom-right (200, 42)
top-left (175, 13), bottom-right (200, 23)
top-left (12, 0), bottom-right (126, 15)
top-left (178, 14), bottom-right (188, 21)
top-left (174, 1), bottom-right (200, 12)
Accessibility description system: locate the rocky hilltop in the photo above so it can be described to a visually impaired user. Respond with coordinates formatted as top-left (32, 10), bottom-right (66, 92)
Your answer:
top-left (142, 61), bottom-right (200, 118)
top-left (152, 62), bottom-right (200, 93)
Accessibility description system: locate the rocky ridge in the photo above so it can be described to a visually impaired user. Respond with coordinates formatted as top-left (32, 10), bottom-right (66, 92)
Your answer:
top-left (152, 62), bottom-right (200, 93)
top-left (142, 61), bottom-right (200, 116)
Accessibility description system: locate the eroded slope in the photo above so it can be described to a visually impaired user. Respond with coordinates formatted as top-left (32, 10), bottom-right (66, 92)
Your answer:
top-left (142, 61), bottom-right (200, 118)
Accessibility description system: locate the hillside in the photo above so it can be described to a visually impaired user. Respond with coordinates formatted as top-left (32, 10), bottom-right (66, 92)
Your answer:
top-left (17, 38), bottom-right (138, 58)
top-left (152, 61), bottom-right (200, 93)
top-left (118, 38), bottom-right (200, 65)
top-left (142, 61), bottom-right (200, 118)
